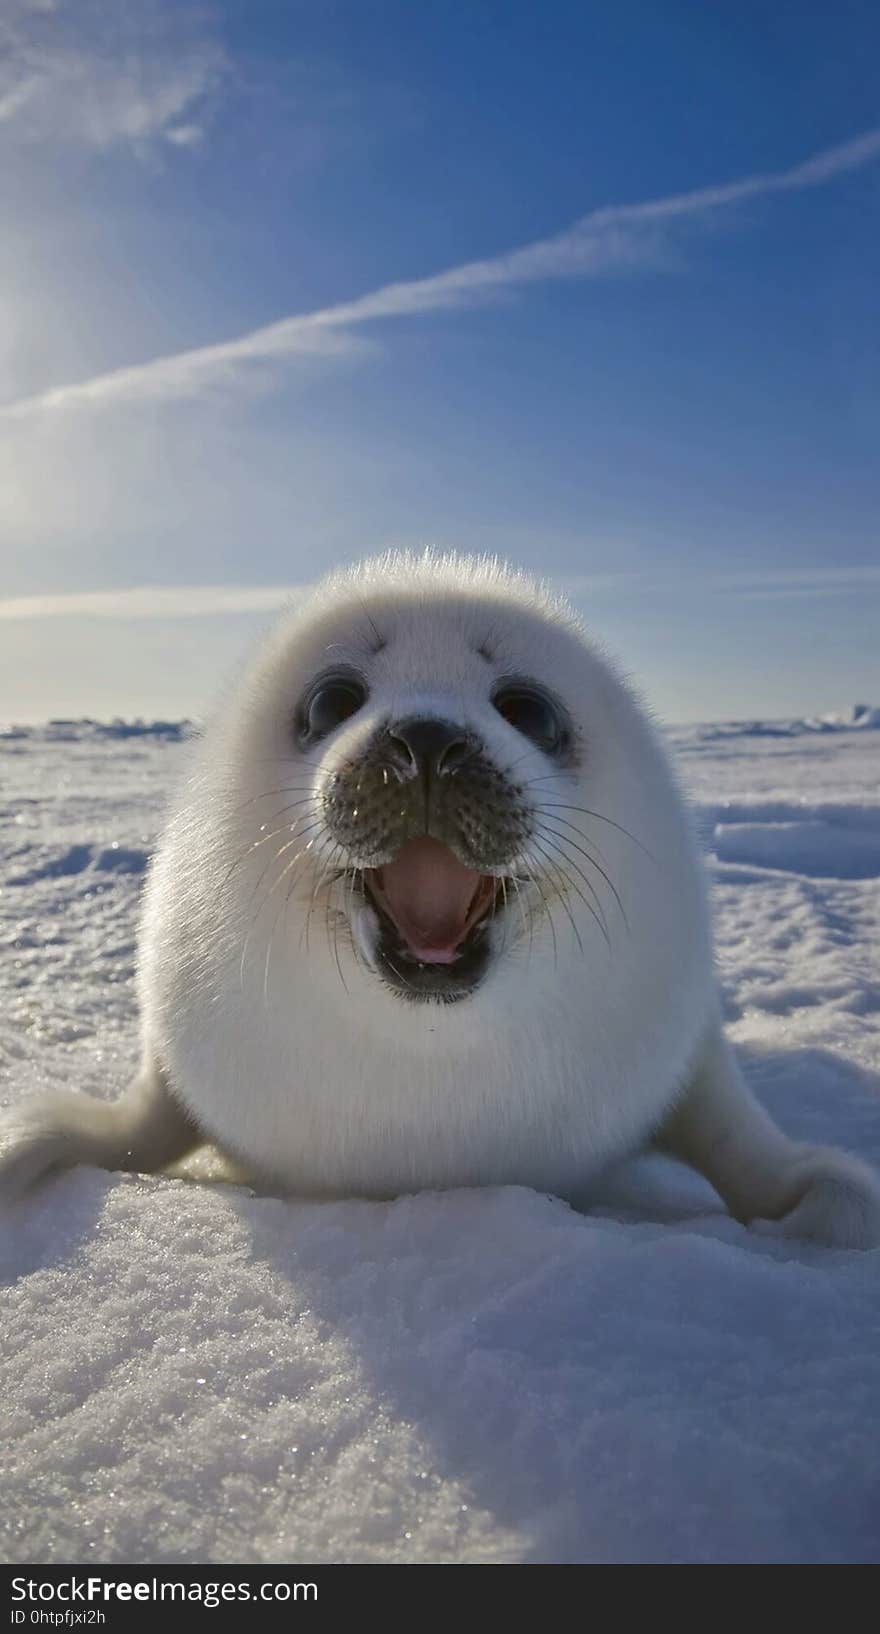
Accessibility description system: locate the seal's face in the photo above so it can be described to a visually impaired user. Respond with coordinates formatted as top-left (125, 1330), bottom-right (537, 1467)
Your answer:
top-left (244, 567), bottom-right (626, 1005)
top-left (317, 703), bottom-right (558, 1000)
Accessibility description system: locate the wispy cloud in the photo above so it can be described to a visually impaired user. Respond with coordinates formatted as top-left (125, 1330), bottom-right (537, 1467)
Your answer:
top-left (3, 124), bottom-right (879, 421)
top-left (0, 584), bottom-right (304, 621)
top-left (0, 0), bottom-right (225, 154)
top-left (712, 566), bottom-right (880, 599)
top-left (566, 565), bottom-right (880, 598)
top-left (3, 565), bottom-right (879, 623)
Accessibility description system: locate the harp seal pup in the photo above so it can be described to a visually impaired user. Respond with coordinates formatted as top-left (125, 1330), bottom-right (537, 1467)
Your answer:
top-left (2, 552), bottom-right (879, 1246)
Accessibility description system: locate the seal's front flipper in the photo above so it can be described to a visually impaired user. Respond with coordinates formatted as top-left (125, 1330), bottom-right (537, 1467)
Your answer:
top-left (0, 1056), bottom-right (200, 1204)
top-left (657, 1025), bottom-right (880, 1249)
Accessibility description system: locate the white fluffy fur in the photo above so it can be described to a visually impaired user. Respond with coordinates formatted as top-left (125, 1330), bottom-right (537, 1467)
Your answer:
top-left (3, 552), bottom-right (879, 1246)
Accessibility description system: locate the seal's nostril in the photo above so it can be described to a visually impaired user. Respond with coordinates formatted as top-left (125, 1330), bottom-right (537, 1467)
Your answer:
top-left (436, 736), bottom-right (469, 776)
top-left (387, 729), bottom-right (418, 776)
top-left (387, 718), bottom-right (470, 782)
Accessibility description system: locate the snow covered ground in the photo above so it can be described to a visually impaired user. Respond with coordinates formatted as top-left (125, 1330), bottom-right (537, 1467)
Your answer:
top-left (1, 713), bottom-right (879, 1564)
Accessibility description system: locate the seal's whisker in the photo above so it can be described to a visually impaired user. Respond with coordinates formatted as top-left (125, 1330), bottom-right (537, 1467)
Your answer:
top-left (256, 832), bottom-right (319, 946)
top-left (530, 834), bottom-right (609, 951)
top-left (507, 870), bottom-right (534, 966)
top-left (525, 794), bottom-right (655, 860)
top-left (217, 806), bottom-right (322, 906)
top-left (313, 841), bottom-right (350, 997)
top-left (242, 816), bottom-right (325, 933)
top-left (323, 853), bottom-right (348, 983)
top-left (240, 834), bottom-right (318, 989)
top-left (266, 833), bottom-right (337, 1003)
top-left (496, 874), bottom-right (508, 936)
top-left (259, 795), bottom-right (323, 828)
top-left (547, 865), bottom-right (586, 959)
top-left (281, 835), bottom-right (320, 963)
top-left (534, 816), bottom-right (628, 931)
top-left (530, 808), bottom-right (611, 867)
top-left (524, 862), bottom-right (559, 970)
top-left (341, 865), bottom-right (367, 976)
top-left (232, 786), bottom-right (320, 815)
top-left (331, 886), bottom-right (352, 997)
top-left (533, 826), bottom-right (617, 943)
top-left (531, 823), bottom-right (613, 938)
top-left (301, 835), bottom-right (346, 960)
top-left (384, 953), bottom-right (416, 993)
top-left (502, 747), bottom-right (544, 782)
top-left (263, 836), bottom-right (331, 1007)
top-left (526, 840), bottom-right (587, 957)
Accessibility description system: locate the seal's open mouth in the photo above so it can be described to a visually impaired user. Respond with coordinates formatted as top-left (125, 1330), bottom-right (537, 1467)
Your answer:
top-left (364, 837), bottom-right (503, 1001)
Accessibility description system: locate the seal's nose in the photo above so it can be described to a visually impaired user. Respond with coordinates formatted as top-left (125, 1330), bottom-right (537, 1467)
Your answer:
top-left (387, 717), bottom-right (470, 782)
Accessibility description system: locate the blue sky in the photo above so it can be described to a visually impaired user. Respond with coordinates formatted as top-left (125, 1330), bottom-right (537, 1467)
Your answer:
top-left (1, 0), bottom-right (878, 722)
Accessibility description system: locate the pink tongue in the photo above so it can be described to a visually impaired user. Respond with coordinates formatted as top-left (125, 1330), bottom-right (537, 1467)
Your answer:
top-left (375, 838), bottom-right (483, 964)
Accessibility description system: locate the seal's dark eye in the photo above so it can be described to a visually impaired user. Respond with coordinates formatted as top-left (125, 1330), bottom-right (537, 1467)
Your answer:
top-left (493, 686), bottom-right (563, 753)
top-left (300, 677), bottom-right (366, 743)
